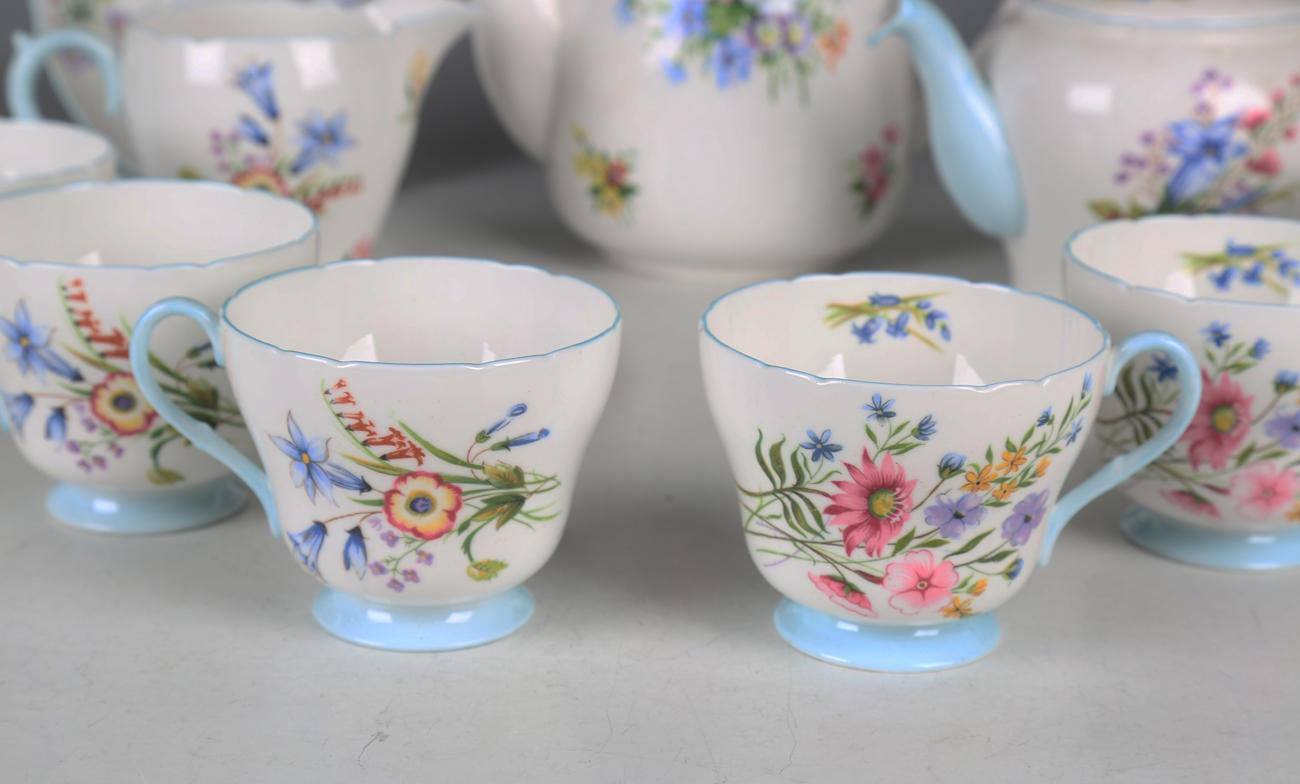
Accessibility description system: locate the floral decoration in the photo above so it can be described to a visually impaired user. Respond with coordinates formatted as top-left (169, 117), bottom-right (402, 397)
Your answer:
top-left (398, 45), bottom-right (434, 123)
top-left (571, 126), bottom-right (639, 219)
top-left (1180, 239), bottom-right (1300, 295)
top-left (1090, 69), bottom-right (1300, 220)
top-left (850, 124), bottom-right (901, 218)
top-left (739, 383), bottom-right (1094, 620)
top-left (276, 381), bottom-right (560, 587)
top-left (824, 292), bottom-right (952, 352)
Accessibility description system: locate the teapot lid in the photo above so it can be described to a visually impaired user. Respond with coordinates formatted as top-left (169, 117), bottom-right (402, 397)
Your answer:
top-left (1027, 0), bottom-right (1300, 28)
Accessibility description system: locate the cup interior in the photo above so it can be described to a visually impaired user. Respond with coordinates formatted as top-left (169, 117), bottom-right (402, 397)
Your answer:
top-left (136, 0), bottom-right (383, 38)
top-left (0, 180), bottom-right (315, 268)
top-left (0, 121), bottom-right (111, 184)
top-left (224, 258), bottom-right (620, 365)
top-left (1069, 215), bottom-right (1300, 305)
top-left (704, 274), bottom-right (1104, 386)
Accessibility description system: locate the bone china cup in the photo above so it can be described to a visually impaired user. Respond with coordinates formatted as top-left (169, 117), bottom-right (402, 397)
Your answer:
top-left (1066, 215), bottom-right (1300, 570)
top-left (129, 258), bottom-right (621, 652)
top-left (700, 273), bottom-right (1202, 672)
top-left (0, 119), bottom-right (116, 196)
top-left (0, 179), bottom-right (319, 533)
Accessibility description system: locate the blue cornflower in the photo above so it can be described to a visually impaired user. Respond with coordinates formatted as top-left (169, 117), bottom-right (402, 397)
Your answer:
top-left (1242, 263), bottom-right (1265, 286)
top-left (288, 522), bottom-right (327, 574)
top-left (1165, 116), bottom-right (1246, 204)
top-left (484, 403), bottom-right (529, 437)
top-left (913, 414), bottom-right (937, 441)
top-left (1002, 490), bottom-right (1050, 546)
top-left (291, 111), bottom-right (355, 175)
top-left (45, 407), bottom-right (66, 442)
top-left (1265, 410), bottom-right (1300, 449)
top-left (342, 526), bottom-right (367, 578)
top-left (1208, 266), bottom-right (1237, 291)
top-left (1148, 353), bottom-right (1179, 382)
top-left (494, 428), bottom-right (551, 450)
top-left (1082, 373), bottom-right (1093, 395)
top-left (885, 312), bottom-right (910, 339)
top-left (1037, 407), bottom-right (1052, 427)
top-left (800, 430), bottom-right (842, 463)
top-left (1250, 338), bottom-right (1270, 359)
top-left (665, 0), bottom-right (709, 37)
top-left (1203, 321), bottom-right (1231, 347)
top-left (0, 301), bottom-right (82, 382)
top-left (925, 492), bottom-right (987, 540)
top-left (938, 452), bottom-right (966, 479)
top-left (1275, 370), bottom-right (1299, 394)
top-left (924, 309), bottom-right (947, 330)
top-left (2, 391), bottom-right (33, 435)
top-left (237, 114), bottom-right (269, 146)
top-left (1004, 557), bottom-right (1024, 581)
top-left (850, 317), bottom-right (883, 344)
top-left (711, 35), bottom-right (753, 88)
top-left (1226, 238), bottom-right (1257, 256)
top-left (1065, 418), bottom-right (1084, 445)
top-left (869, 294), bottom-right (901, 307)
top-left (271, 412), bottom-right (337, 504)
top-left (236, 61), bottom-right (278, 120)
top-left (863, 393), bottom-right (895, 425)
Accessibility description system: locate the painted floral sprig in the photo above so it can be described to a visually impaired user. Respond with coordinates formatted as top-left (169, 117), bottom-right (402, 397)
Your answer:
top-left (824, 292), bottom-right (952, 352)
top-left (1181, 239), bottom-right (1300, 295)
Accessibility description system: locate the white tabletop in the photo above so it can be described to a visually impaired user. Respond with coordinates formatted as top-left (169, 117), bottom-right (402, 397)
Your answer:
top-left (3, 157), bottom-right (1298, 783)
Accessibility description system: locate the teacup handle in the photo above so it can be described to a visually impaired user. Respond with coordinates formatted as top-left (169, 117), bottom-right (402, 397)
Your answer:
top-left (1037, 331), bottom-right (1202, 566)
top-left (129, 297), bottom-right (281, 538)
top-left (7, 30), bottom-right (121, 119)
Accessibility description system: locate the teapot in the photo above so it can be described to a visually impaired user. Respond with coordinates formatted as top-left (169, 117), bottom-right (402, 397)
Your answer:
top-left (878, 0), bottom-right (1300, 296)
top-left (472, 0), bottom-right (1021, 279)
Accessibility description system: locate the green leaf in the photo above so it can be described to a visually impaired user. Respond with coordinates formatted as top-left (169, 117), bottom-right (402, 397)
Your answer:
top-left (985, 500), bottom-right (1010, 508)
top-left (341, 453), bottom-right (409, 477)
top-left (1004, 437), bottom-right (1016, 453)
top-left (770, 438), bottom-right (787, 485)
top-left (456, 520), bottom-right (472, 535)
top-left (791, 447), bottom-right (805, 488)
top-left (890, 528), bottom-right (916, 557)
top-left (146, 467), bottom-right (185, 485)
top-left (948, 529), bottom-right (993, 556)
top-left (915, 538), bottom-right (950, 549)
top-left (887, 442), bottom-right (924, 457)
top-left (864, 426), bottom-right (879, 446)
top-left (985, 446), bottom-right (994, 465)
top-left (789, 498), bottom-right (813, 537)
top-left (469, 493), bottom-right (527, 522)
top-left (1020, 424), bottom-right (1035, 447)
top-left (754, 431), bottom-right (775, 486)
top-left (495, 501), bottom-right (524, 530)
top-left (467, 559), bottom-right (508, 581)
top-left (398, 421), bottom-right (481, 469)
top-left (977, 550), bottom-right (1015, 563)
top-left (350, 498), bottom-right (384, 507)
top-left (485, 462), bottom-right (526, 489)
top-left (1235, 442), bottom-right (1258, 469)
top-left (801, 494), bottom-right (826, 532)
top-left (64, 346), bottom-right (120, 375)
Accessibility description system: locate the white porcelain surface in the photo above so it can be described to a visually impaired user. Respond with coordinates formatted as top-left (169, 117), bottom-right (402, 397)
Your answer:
top-left (0, 179), bottom-right (318, 491)
top-left (0, 118), bottom-right (115, 195)
top-left (1066, 214), bottom-right (1300, 531)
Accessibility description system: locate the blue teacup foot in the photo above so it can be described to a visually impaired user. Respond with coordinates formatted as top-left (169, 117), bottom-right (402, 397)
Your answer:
top-left (312, 585), bottom-right (535, 652)
top-left (46, 476), bottom-right (248, 534)
top-left (1121, 505), bottom-right (1300, 570)
top-left (773, 598), bottom-right (1001, 672)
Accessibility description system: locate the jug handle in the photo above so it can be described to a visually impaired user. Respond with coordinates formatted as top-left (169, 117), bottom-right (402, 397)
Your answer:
top-left (130, 298), bottom-right (281, 538)
top-left (7, 30), bottom-right (121, 120)
top-left (870, 0), bottom-right (1025, 237)
top-left (1037, 331), bottom-right (1202, 566)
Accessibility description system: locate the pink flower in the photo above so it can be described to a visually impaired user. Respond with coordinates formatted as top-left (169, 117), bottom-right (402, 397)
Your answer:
top-left (1160, 489), bottom-right (1222, 520)
top-left (1181, 370), bottom-right (1253, 472)
top-left (808, 572), bottom-right (877, 618)
top-left (824, 448), bottom-right (918, 557)
top-left (883, 124), bottom-right (900, 145)
top-left (1247, 148), bottom-right (1283, 176)
top-left (1240, 106), bottom-right (1273, 131)
top-left (1230, 463), bottom-right (1300, 519)
top-left (883, 550), bottom-right (958, 615)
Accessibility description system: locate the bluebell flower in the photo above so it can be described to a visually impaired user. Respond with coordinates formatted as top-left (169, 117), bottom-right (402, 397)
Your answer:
top-left (45, 407), bottom-right (66, 442)
top-left (665, 0), bottom-right (709, 37)
top-left (1250, 338), bottom-right (1270, 359)
top-left (863, 393), bottom-right (895, 425)
top-left (2, 391), bottom-right (33, 435)
top-left (924, 309), bottom-right (946, 330)
top-left (1275, 370), bottom-right (1299, 394)
top-left (1001, 490), bottom-right (1050, 546)
top-left (237, 114), bottom-right (269, 146)
top-left (938, 452), bottom-right (966, 479)
top-left (1004, 557), bottom-right (1024, 581)
top-left (940, 324), bottom-right (951, 342)
top-left (885, 312), bottom-right (910, 339)
top-left (236, 61), bottom-right (278, 120)
top-left (322, 462), bottom-right (372, 494)
top-left (1242, 263), bottom-right (1265, 286)
top-left (1037, 407), bottom-right (1053, 427)
top-left (292, 111), bottom-right (355, 175)
top-left (916, 300), bottom-right (931, 309)
top-left (912, 414), bottom-right (937, 441)
top-left (289, 522), bottom-right (327, 574)
top-left (1208, 266), bottom-right (1237, 291)
top-left (1082, 373), bottom-right (1093, 395)
top-left (869, 294), bottom-right (901, 307)
top-left (1265, 410), bottom-right (1300, 449)
top-left (0, 301), bottom-right (83, 382)
top-left (1276, 251), bottom-right (1299, 277)
top-left (1149, 353), bottom-right (1179, 382)
top-left (493, 428), bottom-right (551, 450)
top-left (800, 430), bottom-right (842, 463)
top-left (663, 60), bottom-right (688, 84)
top-left (851, 317), bottom-right (883, 344)
top-left (342, 525), bottom-right (367, 578)
top-left (711, 35), bottom-right (753, 89)
top-left (1226, 239), bottom-right (1257, 256)
top-left (1165, 116), bottom-right (1246, 204)
top-left (925, 492), bottom-right (987, 540)
top-left (271, 413), bottom-right (337, 504)
top-left (1065, 418), bottom-right (1083, 445)
top-left (484, 403), bottom-right (528, 437)
top-left (1203, 321), bottom-right (1231, 347)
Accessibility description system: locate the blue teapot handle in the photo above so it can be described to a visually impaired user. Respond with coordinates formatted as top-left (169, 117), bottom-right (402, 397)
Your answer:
top-left (1038, 331), bottom-right (1202, 566)
top-left (870, 0), bottom-right (1024, 237)
top-left (130, 298), bottom-right (280, 537)
top-left (7, 29), bottom-right (121, 119)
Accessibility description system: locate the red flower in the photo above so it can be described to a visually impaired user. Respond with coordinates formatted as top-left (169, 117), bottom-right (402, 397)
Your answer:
top-left (808, 572), bottom-right (877, 618)
top-left (1247, 149), bottom-right (1283, 176)
top-left (1160, 489), bottom-right (1222, 520)
top-left (824, 448), bottom-right (917, 557)
top-left (1180, 370), bottom-right (1253, 472)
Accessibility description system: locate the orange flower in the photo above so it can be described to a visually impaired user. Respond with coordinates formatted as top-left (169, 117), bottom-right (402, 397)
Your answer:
top-left (817, 19), bottom-right (851, 71)
top-left (1035, 457), bottom-right (1051, 477)
top-left (992, 480), bottom-right (1020, 502)
top-left (941, 597), bottom-right (975, 619)
top-left (997, 446), bottom-right (1028, 476)
top-left (962, 465), bottom-right (996, 493)
top-left (1288, 503), bottom-right (1300, 523)
top-left (970, 578), bottom-right (987, 596)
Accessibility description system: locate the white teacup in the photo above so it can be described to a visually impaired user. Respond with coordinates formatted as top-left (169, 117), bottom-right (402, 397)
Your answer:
top-left (0, 119), bottom-right (116, 196)
top-left (129, 258), bottom-right (621, 651)
top-left (701, 273), bottom-right (1201, 671)
top-left (0, 179), bottom-right (318, 533)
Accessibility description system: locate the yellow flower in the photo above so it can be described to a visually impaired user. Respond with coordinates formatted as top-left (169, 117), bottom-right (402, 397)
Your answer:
top-left (1035, 457), bottom-right (1051, 477)
top-left (407, 46), bottom-right (432, 99)
top-left (992, 480), bottom-right (1020, 502)
top-left (597, 185), bottom-right (626, 217)
top-left (571, 151), bottom-right (607, 186)
top-left (970, 578), bottom-right (987, 596)
top-left (997, 446), bottom-right (1028, 476)
top-left (90, 372), bottom-right (158, 436)
top-left (941, 597), bottom-right (975, 619)
top-left (962, 465), bottom-right (996, 493)
top-left (384, 471), bottom-right (463, 541)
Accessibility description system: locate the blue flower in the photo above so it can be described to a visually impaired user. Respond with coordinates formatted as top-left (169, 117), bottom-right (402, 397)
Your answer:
top-left (1065, 418), bottom-right (1083, 445)
top-left (1276, 251), bottom-right (1300, 277)
top-left (925, 492), bottom-right (987, 540)
top-left (288, 522), bottom-right (327, 574)
top-left (1226, 239), bottom-right (1257, 256)
top-left (924, 309), bottom-right (946, 330)
top-left (291, 111), bottom-right (355, 175)
top-left (615, 0), bottom-right (636, 24)
top-left (863, 393), bottom-right (895, 425)
top-left (236, 61), bottom-right (278, 120)
top-left (45, 407), bottom-right (66, 442)
top-left (869, 294), bottom-right (901, 307)
top-left (1149, 353), bottom-right (1179, 382)
top-left (850, 317), bottom-right (883, 344)
top-left (237, 114), bottom-right (269, 146)
top-left (1001, 490), bottom-right (1050, 546)
top-left (2, 391), bottom-right (33, 435)
top-left (1250, 338), bottom-right (1270, 359)
top-left (0, 301), bottom-right (82, 382)
top-left (940, 325), bottom-right (951, 342)
top-left (343, 525), bottom-right (367, 578)
top-left (494, 428), bottom-right (551, 450)
top-left (938, 452), bottom-right (966, 479)
top-left (1203, 321), bottom-right (1231, 347)
top-left (1037, 407), bottom-right (1052, 427)
top-left (912, 414), bottom-right (937, 441)
top-left (484, 403), bottom-right (528, 437)
top-left (800, 429), bottom-right (842, 463)
top-left (1265, 410), bottom-right (1300, 449)
top-left (663, 60), bottom-right (688, 84)
top-left (665, 0), bottom-right (709, 37)
top-left (1275, 370), bottom-right (1300, 394)
top-left (322, 462), bottom-right (372, 494)
top-left (1208, 266), bottom-right (1237, 291)
top-left (271, 413), bottom-right (337, 504)
top-left (885, 312), bottom-right (910, 339)
top-left (1242, 263), bottom-right (1265, 286)
top-left (1004, 557), bottom-right (1024, 581)
top-left (1165, 115), bottom-right (1246, 204)
top-left (711, 36), bottom-right (753, 89)
top-left (1082, 373), bottom-right (1093, 395)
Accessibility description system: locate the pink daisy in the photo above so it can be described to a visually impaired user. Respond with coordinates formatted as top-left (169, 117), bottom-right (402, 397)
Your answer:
top-left (824, 448), bottom-right (918, 557)
top-left (1181, 370), bottom-right (1253, 472)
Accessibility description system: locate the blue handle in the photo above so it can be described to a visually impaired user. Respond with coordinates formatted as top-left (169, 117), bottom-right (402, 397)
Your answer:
top-left (870, 0), bottom-right (1025, 237)
top-left (7, 29), bottom-right (121, 120)
top-left (129, 297), bottom-right (281, 537)
top-left (1038, 331), bottom-right (1202, 566)
top-left (0, 398), bottom-right (10, 433)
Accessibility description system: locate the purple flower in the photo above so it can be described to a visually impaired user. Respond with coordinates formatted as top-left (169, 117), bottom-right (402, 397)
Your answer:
top-left (381, 530), bottom-right (400, 548)
top-left (402, 569), bottom-right (420, 583)
top-left (386, 578), bottom-right (404, 592)
top-left (109, 442), bottom-right (124, 457)
top-left (76, 460), bottom-right (91, 473)
top-left (711, 36), bottom-right (754, 89)
top-left (1265, 410), bottom-right (1300, 449)
top-left (780, 14), bottom-right (813, 55)
top-left (92, 455), bottom-right (107, 470)
top-left (1002, 490), bottom-right (1050, 546)
top-left (369, 562), bottom-right (387, 575)
top-left (416, 550), bottom-right (433, 565)
top-left (924, 492), bottom-right (987, 540)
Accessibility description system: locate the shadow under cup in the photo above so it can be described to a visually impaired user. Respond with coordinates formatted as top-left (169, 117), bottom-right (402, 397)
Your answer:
top-left (132, 257), bottom-right (622, 651)
top-left (700, 273), bottom-right (1200, 671)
